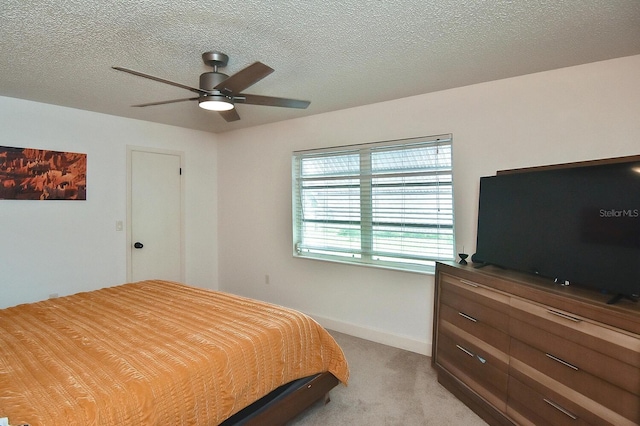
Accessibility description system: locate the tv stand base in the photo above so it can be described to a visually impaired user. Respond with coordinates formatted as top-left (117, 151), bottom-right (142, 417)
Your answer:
top-left (607, 293), bottom-right (638, 305)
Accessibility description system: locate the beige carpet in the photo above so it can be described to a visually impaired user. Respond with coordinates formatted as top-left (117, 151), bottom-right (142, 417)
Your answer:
top-left (290, 330), bottom-right (488, 425)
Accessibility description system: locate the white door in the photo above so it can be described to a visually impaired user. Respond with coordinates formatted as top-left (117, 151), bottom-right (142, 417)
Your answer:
top-left (129, 148), bottom-right (184, 282)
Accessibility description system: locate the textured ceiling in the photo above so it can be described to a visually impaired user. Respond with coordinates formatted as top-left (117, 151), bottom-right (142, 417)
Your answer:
top-left (1, 1), bottom-right (639, 134)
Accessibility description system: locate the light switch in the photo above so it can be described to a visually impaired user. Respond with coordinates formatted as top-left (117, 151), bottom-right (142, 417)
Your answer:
top-left (116, 220), bottom-right (123, 231)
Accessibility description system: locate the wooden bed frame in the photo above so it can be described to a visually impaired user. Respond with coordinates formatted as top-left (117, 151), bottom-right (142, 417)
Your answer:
top-left (222, 372), bottom-right (339, 425)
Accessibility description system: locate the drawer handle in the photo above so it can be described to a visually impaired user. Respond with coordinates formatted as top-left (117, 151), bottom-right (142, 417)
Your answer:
top-left (547, 309), bottom-right (582, 323)
top-left (458, 312), bottom-right (478, 323)
top-left (459, 279), bottom-right (479, 288)
top-left (456, 344), bottom-right (475, 357)
top-left (546, 353), bottom-right (579, 371)
top-left (543, 398), bottom-right (578, 420)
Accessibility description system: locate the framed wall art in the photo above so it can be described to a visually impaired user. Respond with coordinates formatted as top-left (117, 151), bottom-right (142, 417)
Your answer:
top-left (0, 146), bottom-right (87, 200)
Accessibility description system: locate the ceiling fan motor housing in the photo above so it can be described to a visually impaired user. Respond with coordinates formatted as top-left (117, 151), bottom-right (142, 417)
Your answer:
top-left (200, 72), bottom-right (229, 93)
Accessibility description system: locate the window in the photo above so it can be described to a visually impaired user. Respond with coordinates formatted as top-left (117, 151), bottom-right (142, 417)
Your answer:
top-left (292, 134), bottom-right (454, 273)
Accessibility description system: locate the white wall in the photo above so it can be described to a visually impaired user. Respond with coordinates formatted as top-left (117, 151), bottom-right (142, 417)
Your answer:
top-left (217, 55), bottom-right (640, 355)
top-left (0, 97), bottom-right (219, 308)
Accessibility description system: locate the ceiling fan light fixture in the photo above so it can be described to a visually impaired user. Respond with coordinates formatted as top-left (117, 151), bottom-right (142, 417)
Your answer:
top-left (199, 94), bottom-right (234, 111)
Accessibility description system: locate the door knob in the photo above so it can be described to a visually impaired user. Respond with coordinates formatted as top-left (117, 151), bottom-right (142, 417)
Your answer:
top-left (134, 242), bottom-right (144, 249)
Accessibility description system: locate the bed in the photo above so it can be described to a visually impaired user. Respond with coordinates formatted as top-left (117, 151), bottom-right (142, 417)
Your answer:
top-left (0, 280), bottom-right (349, 425)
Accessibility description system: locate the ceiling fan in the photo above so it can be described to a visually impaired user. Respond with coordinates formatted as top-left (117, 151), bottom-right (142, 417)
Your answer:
top-left (112, 51), bottom-right (310, 122)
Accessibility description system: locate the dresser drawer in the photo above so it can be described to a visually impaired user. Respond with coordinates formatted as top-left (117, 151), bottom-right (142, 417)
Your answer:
top-left (437, 331), bottom-right (508, 410)
top-left (440, 273), bottom-right (510, 332)
top-left (510, 315), bottom-right (639, 397)
top-left (510, 297), bottom-right (640, 370)
top-left (441, 280), bottom-right (509, 333)
top-left (507, 376), bottom-right (592, 426)
top-left (439, 302), bottom-right (510, 354)
top-left (510, 338), bottom-right (639, 425)
top-left (508, 372), bottom-right (637, 426)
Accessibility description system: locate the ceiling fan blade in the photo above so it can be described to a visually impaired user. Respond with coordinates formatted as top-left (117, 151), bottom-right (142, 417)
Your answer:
top-left (214, 62), bottom-right (274, 94)
top-left (218, 108), bottom-right (241, 122)
top-left (132, 97), bottom-right (199, 107)
top-left (112, 67), bottom-right (206, 95)
top-left (236, 94), bottom-right (310, 109)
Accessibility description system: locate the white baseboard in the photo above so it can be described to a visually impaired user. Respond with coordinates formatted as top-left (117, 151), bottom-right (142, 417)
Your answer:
top-left (310, 313), bottom-right (431, 356)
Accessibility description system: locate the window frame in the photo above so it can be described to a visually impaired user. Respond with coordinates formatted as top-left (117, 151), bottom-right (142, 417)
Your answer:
top-left (292, 134), bottom-right (455, 274)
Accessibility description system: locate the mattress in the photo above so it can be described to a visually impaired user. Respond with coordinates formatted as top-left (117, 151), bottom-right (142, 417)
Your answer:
top-left (0, 280), bottom-right (349, 425)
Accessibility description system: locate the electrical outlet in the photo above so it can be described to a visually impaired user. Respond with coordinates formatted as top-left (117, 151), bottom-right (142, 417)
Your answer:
top-left (265, 274), bottom-right (270, 285)
top-left (49, 293), bottom-right (58, 299)
top-left (116, 220), bottom-right (123, 231)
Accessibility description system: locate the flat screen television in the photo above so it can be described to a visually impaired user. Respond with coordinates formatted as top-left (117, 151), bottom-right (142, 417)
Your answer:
top-left (473, 156), bottom-right (640, 304)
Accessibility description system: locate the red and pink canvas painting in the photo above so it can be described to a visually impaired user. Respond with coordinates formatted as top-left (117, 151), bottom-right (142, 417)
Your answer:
top-left (0, 146), bottom-right (87, 200)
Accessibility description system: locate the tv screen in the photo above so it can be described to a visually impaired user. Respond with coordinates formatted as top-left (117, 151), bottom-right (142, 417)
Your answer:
top-left (474, 159), bottom-right (640, 300)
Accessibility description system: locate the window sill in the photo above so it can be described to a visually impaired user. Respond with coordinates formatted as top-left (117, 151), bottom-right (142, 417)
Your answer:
top-left (293, 253), bottom-right (440, 275)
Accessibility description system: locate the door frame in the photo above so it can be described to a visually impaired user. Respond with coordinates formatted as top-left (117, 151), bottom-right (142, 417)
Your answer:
top-left (126, 146), bottom-right (186, 283)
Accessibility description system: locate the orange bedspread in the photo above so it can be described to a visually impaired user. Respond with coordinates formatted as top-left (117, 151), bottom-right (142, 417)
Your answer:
top-left (0, 280), bottom-right (349, 425)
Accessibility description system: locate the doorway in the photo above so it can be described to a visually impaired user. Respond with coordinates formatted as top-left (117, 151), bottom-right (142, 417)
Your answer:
top-left (127, 147), bottom-right (185, 282)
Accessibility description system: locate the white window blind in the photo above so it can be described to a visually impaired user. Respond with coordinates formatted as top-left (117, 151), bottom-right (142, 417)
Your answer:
top-left (292, 134), bottom-right (454, 273)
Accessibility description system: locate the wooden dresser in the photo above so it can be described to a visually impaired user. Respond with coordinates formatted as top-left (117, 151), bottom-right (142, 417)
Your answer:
top-left (432, 261), bottom-right (640, 426)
